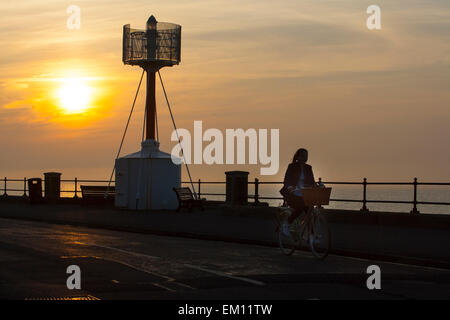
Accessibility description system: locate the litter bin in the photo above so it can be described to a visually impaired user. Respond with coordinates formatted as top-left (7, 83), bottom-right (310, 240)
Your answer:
top-left (28, 178), bottom-right (43, 204)
top-left (44, 172), bottom-right (61, 201)
top-left (225, 171), bottom-right (249, 205)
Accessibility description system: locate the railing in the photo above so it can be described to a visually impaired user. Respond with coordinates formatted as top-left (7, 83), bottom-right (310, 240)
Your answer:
top-left (0, 177), bottom-right (115, 199)
top-left (183, 177), bottom-right (450, 214)
top-left (1, 176), bottom-right (449, 214)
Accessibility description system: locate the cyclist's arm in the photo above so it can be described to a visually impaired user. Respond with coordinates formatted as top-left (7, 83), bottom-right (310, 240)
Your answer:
top-left (280, 164), bottom-right (297, 196)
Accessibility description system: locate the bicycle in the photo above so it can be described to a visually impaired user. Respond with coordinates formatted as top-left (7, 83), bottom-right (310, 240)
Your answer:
top-left (276, 187), bottom-right (332, 260)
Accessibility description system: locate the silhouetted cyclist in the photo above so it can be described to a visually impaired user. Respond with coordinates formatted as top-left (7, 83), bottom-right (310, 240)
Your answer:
top-left (279, 148), bottom-right (317, 235)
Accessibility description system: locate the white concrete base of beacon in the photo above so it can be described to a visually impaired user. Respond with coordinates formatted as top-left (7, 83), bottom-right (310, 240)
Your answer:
top-left (115, 139), bottom-right (181, 210)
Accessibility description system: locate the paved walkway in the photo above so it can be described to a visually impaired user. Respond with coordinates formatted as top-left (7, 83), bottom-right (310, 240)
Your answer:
top-left (1, 218), bottom-right (449, 300)
top-left (0, 201), bottom-right (449, 268)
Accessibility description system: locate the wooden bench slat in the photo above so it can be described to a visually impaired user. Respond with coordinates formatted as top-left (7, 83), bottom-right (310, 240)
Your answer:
top-left (173, 187), bottom-right (204, 212)
top-left (81, 185), bottom-right (115, 204)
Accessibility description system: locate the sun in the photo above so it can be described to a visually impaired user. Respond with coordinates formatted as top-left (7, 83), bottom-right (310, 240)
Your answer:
top-left (57, 78), bottom-right (92, 114)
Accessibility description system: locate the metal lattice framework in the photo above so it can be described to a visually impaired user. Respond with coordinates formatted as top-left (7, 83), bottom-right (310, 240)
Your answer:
top-left (123, 21), bottom-right (181, 67)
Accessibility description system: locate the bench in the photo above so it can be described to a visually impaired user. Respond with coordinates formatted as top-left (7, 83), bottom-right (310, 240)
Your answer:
top-left (173, 187), bottom-right (204, 212)
top-left (81, 185), bottom-right (115, 204)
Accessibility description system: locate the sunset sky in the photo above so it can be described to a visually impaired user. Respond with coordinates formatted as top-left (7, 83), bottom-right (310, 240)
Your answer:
top-left (0, 0), bottom-right (449, 183)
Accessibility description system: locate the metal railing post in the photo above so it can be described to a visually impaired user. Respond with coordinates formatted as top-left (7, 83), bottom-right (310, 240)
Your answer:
top-left (410, 177), bottom-right (420, 214)
top-left (317, 177), bottom-right (322, 208)
top-left (73, 177), bottom-right (78, 198)
top-left (254, 178), bottom-right (259, 204)
top-left (2, 177), bottom-right (7, 197)
top-left (23, 177), bottom-right (27, 197)
top-left (198, 179), bottom-right (201, 199)
top-left (360, 177), bottom-right (368, 212)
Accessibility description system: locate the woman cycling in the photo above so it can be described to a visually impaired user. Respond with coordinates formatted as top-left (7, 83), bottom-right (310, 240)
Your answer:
top-left (279, 148), bottom-right (317, 235)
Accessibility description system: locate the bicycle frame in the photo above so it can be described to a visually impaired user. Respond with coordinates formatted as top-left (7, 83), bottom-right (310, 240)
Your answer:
top-left (278, 193), bottom-right (331, 259)
top-left (297, 207), bottom-right (315, 242)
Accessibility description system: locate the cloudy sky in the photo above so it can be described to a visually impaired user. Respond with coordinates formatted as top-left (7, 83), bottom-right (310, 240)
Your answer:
top-left (0, 0), bottom-right (449, 183)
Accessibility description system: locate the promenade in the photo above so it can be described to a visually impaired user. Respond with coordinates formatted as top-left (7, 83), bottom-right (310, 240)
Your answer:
top-left (0, 199), bottom-right (448, 268)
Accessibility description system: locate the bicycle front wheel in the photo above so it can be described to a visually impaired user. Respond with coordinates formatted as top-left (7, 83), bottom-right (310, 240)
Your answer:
top-left (309, 209), bottom-right (331, 260)
top-left (278, 219), bottom-right (301, 256)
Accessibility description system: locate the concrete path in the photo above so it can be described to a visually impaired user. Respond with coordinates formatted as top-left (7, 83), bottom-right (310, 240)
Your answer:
top-left (0, 202), bottom-right (448, 268)
top-left (1, 218), bottom-right (449, 300)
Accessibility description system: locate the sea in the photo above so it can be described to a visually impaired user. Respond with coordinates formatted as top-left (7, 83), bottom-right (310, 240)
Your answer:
top-left (185, 183), bottom-right (450, 215)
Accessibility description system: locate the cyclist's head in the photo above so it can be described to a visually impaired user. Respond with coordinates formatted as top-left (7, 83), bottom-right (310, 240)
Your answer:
top-left (292, 148), bottom-right (308, 164)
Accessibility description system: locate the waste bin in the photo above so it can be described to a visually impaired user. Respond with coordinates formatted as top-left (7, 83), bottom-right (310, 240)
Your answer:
top-left (44, 172), bottom-right (61, 201)
top-left (225, 171), bottom-right (249, 205)
top-left (28, 178), bottom-right (43, 204)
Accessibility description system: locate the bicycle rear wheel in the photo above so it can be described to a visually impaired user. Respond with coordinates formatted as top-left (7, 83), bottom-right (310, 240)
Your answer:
top-left (309, 209), bottom-right (331, 260)
top-left (278, 219), bottom-right (301, 256)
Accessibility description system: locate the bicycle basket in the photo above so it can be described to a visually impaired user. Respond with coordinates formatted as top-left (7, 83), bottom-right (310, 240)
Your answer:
top-left (302, 187), bottom-right (332, 206)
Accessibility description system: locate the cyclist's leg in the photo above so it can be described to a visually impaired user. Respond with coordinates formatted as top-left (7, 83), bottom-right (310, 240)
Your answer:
top-left (287, 195), bottom-right (306, 224)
